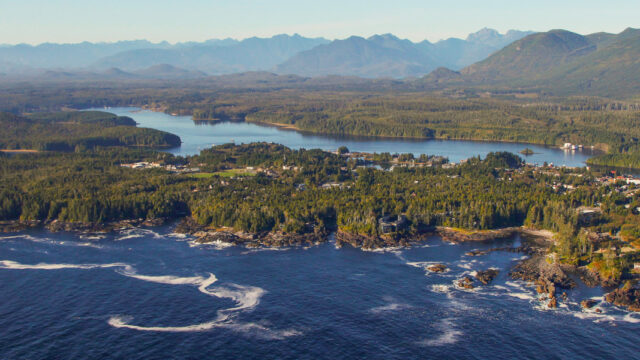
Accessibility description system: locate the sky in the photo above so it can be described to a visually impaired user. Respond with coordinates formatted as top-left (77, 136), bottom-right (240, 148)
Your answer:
top-left (1, 0), bottom-right (639, 45)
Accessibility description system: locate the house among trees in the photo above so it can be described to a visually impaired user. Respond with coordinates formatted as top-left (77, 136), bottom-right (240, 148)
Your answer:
top-left (577, 206), bottom-right (601, 225)
top-left (379, 215), bottom-right (408, 234)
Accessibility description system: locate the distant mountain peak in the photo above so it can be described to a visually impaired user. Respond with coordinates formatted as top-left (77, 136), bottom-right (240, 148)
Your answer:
top-left (368, 33), bottom-right (400, 40)
top-left (466, 28), bottom-right (501, 42)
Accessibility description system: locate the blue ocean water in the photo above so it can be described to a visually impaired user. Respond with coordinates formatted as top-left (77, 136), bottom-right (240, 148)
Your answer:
top-left (1, 227), bottom-right (638, 359)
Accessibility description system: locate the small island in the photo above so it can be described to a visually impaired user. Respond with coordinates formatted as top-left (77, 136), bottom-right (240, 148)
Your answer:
top-left (520, 148), bottom-right (535, 156)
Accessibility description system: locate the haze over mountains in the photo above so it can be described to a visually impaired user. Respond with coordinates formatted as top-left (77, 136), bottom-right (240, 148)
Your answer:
top-left (0, 29), bottom-right (532, 78)
top-left (456, 27), bottom-right (640, 96)
top-left (3, 26), bottom-right (640, 97)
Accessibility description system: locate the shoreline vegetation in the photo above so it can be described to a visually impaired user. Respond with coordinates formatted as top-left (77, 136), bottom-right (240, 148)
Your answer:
top-left (2, 216), bottom-right (636, 311)
top-left (1, 111), bottom-right (640, 312)
top-left (152, 97), bottom-right (632, 167)
top-left (2, 81), bottom-right (639, 167)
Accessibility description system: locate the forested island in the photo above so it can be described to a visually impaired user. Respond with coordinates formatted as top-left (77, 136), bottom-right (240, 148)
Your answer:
top-left (0, 111), bottom-right (180, 151)
top-left (1, 80), bottom-right (639, 168)
top-left (1, 110), bottom-right (640, 311)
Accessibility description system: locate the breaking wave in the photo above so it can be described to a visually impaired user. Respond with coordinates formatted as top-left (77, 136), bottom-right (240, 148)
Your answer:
top-left (0, 259), bottom-right (297, 337)
top-left (0, 260), bottom-right (128, 270)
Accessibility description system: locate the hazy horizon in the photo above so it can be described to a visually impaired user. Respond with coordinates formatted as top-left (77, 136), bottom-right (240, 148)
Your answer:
top-left (4, 27), bottom-right (640, 47)
top-left (1, 0), bottom-right (638, 45)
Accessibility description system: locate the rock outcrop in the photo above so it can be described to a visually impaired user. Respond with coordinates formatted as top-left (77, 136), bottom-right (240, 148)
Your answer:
top-left (427, 264), bottom-right (448, 273)
top-left (475, 269), bottom-right (499, 285)
top-left (510, 255), bottom-right (576, 309)
top-left (457, 276), bottom-right (475, 289)
top-left (437, 227), bottom-right (519, 243)
top-left (580, 299), bottom-right (598, 309)
top-left (605, 281), bottom-right (640, 312)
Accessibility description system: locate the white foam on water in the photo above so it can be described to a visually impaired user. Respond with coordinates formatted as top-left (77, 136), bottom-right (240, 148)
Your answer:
top-left (571, 311), bottom-right (617, 322)
top-left (506, 292), bottom-right (536, 301)
top-left (108, 315), bottom-right (224, 332)
top-left (406, 261), bottom-right (450, 275)
top-left (0, 234), bottom-right (87, 248)
top-left (430, 284), bottom-right (453, 294)
top-left (0, 258), bottom-right (295, 337)
top-left (115, 228), bottom-right (163, 241)
top-left (362, 247), bottom-right (404, 254)
top-left (190, 239), bottom-right (234, 250)
top-left (505, 281), bottom-right (530, 292)
top-left (0, 234), bottom-right (42, 242)
top-left (107, 281), bottom-right (271, 334)
top-left (450, 279), bottom-right (480, 293)
top-left (1, 232), bottom-right (107, 248)
top-left (239, 247), bottom-right (295, 255)
top-left (76, 242), bottom-right (105, 249)
top-left (456, 259), bottom-right (479, 270)
top-left (369, 298), bottom-right (413, 314)
top-left (0, 260), bottom-right (128, 270)
top-left (167, 233), bottom-right (188, 239)
top-left (622, 313), bottom-right (640, 323)
top-left (416, 243), bottom-right (437, 248)
top-left (419, 319), bottom-right (462, 347)
top-left (219, 321), bottom-right (303, 340)
top-left (118, 268), bottom-right (213, 286)
top-left (78, 234), bottom-right (107, 241)
top-left (106, 266), bottom-right (288, 336)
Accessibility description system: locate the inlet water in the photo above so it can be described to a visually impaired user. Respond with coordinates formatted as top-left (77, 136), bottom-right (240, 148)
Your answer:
top-left (99, 107), bottom-right (596, 167)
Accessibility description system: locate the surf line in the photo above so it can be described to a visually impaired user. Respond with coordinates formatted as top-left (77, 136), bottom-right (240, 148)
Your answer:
top-left (0, 259), bottom-right (292, 336)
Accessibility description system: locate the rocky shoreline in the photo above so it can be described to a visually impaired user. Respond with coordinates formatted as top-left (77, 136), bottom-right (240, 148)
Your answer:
top-left (0, 218), bottom-right (170, 234)
top-left (174, 217), bottom-right (326, 248)
top-left (4, 217), bottom-right (639, 312)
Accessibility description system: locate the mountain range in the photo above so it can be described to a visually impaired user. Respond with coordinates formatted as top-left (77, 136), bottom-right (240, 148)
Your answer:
top-left (4, 27), bottom-right (640, 97)
top-left (0, 29), bottom-right (532, 78)
top-left (454, 27), bottom-right (640, 96)
top-left (275, 29), bottom-right (532, 77)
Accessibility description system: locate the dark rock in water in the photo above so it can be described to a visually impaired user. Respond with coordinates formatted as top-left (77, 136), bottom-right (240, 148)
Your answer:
top-left (174, 217), bottom-right (206, 235)
top-left (193, 229), bottom-right (326, 248)
top-left (605, 281), bottom-right (640, 312)
top-left (511, 255), bottom-right (577, 307)
top-left (581, 299), bottom-right (598, 309)
top-left (335, 230), bottom-right (429, 249)
top-left (510, 256), bottom-right (576, 290)
top-left (177, 217), bottom-right (327, 248)
top-left (194, 231), bottom-right (240, 244)
top-left (466, 250), bottom-right (489, 257)
top-left (427, 264), bottom-right (448, 273)
top-left (141, 218), bottom-right (168, 227)
top-left (0, 220), bottom-right (40, 232)
top-left (475, 269), bottom-right (499, 285)
top-left (46, 220), bottom-right (110, 233)
top-left (457, 276), bottom-right (475, 289)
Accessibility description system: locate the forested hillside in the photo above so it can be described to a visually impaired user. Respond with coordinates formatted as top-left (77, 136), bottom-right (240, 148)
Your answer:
top-left (0, 111), bottom-right (181, 151)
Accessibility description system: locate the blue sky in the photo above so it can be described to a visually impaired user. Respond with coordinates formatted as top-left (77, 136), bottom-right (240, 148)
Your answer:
top-left (1, 0), bottom-right (639, 44)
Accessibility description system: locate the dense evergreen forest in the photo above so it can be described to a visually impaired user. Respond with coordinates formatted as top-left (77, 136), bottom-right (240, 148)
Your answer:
top-left (1, 130), bottom-right (639, 283)
top-left (1, 80), bottom-right (638, 168)
top-left (0, 111), bottom-right (181, 151)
